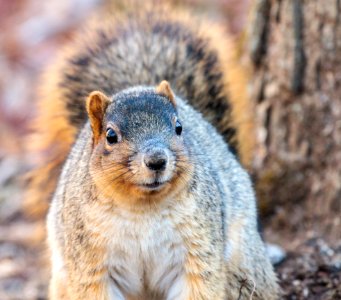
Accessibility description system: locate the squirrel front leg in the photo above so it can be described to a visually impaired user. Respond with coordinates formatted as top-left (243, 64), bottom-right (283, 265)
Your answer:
top-left (60, 229), bottom-right (110, 300)
top-left (62, 262), bottom-right (109, 300)
top-left (166, 248), bottom-right (225, 300)
top-left (49, 260), bottom-right (109, 300)
top-left (183, 251), bottom-right (226, 300)
top-left (50, 257), bottom-right (125, 300)
top-left (171, 213), bottom-right (226, 300)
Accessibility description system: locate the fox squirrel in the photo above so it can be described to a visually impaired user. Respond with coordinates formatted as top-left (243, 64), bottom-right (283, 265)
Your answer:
top-left (27, 5), bottom-right (278, 300)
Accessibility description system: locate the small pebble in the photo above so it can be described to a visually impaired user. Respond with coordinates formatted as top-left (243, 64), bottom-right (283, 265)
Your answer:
top-left (265, 243), bottom-right (286, 265)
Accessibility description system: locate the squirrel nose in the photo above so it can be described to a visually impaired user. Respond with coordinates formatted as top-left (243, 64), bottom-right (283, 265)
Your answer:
top-left (144, 150), bottom-right (168, 171)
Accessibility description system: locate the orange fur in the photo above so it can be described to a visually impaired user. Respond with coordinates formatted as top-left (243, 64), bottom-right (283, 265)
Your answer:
top-left (86, 91), bottom-right (111, 144)
top-left (156, 80), bottom-right (176, 106)
top-left (24, 53), bottom-right (77, 218)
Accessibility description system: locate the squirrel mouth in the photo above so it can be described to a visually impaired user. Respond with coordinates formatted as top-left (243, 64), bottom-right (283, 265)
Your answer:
top-left (139, 181), bottom-right (167, 191)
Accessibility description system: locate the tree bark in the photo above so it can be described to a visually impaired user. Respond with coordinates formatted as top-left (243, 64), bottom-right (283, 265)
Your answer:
top-left (247, 0), bottom-right (341, 242)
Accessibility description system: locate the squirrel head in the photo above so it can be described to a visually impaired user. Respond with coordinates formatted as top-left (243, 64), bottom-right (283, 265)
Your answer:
top-left (86, 81), bottom-right (192, 207)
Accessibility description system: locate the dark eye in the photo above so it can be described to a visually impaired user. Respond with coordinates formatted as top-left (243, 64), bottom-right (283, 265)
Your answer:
top-left (175, 120), bottom-right (182, 135)
top-left (106, 128), bottom-right (118, 144)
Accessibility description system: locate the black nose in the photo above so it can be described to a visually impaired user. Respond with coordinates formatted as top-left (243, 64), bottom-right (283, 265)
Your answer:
top-left (144, 150), bottom-right (168, 171)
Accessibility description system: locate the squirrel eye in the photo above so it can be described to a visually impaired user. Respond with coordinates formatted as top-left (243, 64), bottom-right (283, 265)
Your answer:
top-left (175, 120), bottom-right (182, 135)
top-left (106, 128), bottom-right (118, 144)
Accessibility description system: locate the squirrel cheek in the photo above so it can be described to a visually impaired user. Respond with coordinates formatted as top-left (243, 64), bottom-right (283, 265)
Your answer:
top-left (127, 152), bottom-right (150, 181)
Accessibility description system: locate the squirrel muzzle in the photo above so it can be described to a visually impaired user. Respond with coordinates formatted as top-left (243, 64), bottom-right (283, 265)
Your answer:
top-left (87, 84), bottom-right (192, 206)
top-left (132, 139), bottom-right (175, 192)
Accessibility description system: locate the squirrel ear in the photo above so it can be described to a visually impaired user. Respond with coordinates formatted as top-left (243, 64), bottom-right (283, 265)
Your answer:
top-left (86, 91), bottom-right (111, 144)
top-left (156, 80), bottom-right (176, 107)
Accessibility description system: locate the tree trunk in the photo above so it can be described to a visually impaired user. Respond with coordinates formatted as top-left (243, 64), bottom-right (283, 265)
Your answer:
top-left (247, 0), bottom-right (341, 243)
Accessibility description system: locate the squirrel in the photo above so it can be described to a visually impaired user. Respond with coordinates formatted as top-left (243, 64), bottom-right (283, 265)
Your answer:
top-left (27, 5), bottom-right (279, 300)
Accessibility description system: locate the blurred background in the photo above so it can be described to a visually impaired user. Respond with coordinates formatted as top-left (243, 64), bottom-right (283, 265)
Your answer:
top-left (0, 0), bottom-right (340, 299)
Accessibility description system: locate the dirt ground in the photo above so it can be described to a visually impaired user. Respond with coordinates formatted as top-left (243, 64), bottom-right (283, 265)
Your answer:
top-left (0, 0), bottom-right (340, 299)
top-left (277, 239), bottom-right (341, 299)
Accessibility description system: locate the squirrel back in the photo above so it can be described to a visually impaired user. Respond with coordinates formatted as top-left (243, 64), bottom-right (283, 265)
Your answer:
top-left (25, 7), bottom-right (254, 217)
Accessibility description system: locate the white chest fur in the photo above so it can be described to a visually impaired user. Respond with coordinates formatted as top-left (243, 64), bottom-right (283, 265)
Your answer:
top-left (104, 206), bottom-right (188, 300)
